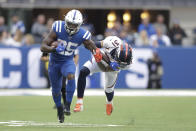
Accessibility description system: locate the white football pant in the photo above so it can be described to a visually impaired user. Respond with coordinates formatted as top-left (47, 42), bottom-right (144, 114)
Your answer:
top-left (83, 57), bottom-right (119, 93)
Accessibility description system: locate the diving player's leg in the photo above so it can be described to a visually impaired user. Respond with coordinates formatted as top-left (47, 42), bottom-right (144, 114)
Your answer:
top-left (77, 66), bottom-right (90, 98)
top-left (48, 63), bottom-right (64, 123)
top-left (74, 58), bottom-right (101, 112)
top-left (105, 72), bottom-right (118, 116)
top-left (73, 66), bottom-right (90, 112)
top-left (61, 60), bottom-right (76, 115)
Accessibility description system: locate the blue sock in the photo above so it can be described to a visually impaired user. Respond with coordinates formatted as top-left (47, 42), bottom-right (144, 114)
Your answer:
top-left (52, 91), bottom-right (61, 107)
top-left (66, 79), bottom-right (76, 104)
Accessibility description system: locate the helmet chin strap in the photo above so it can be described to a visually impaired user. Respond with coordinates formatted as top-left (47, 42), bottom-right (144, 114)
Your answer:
top-left (65, 25), bottom-right (80, 35)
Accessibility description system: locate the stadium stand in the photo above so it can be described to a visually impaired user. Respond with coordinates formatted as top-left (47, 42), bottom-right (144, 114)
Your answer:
top-left (1, 0), bottom-right (196, 8)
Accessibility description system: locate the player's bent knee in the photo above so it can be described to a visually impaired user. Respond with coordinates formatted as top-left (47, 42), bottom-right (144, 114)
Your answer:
top-left (105, 87), bottom-right (114, 93)
top-left (79, 67), bottom-right (90, 77)
top-left (52, 91), bottom-right (61, 97)
top-left (67, 74), bottom-right (75, 80)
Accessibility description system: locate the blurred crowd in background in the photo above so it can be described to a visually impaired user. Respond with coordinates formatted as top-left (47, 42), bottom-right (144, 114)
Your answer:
top-left (0, 13), bottom-right (190, 47)
top-left (104, 14), bottom-right (188, 47)
top-left (0, 14), bottom-right (52, 46)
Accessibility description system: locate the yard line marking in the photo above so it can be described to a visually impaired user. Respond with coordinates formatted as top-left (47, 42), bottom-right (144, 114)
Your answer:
top-left (0, 120), bottom-right (126, 128)
top-left (8, 125), bottom-right (24, 126)
top-left (1, 89), bottom-right (196, 96)
top-left (0, 122), bottom-right (9, 124)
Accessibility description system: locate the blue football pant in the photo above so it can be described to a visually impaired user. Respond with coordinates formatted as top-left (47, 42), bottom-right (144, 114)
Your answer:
top-left (48, 60), bottom-right (76, 107)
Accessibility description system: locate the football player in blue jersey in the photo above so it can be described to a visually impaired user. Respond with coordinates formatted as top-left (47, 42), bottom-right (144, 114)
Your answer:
top-left (40, 9), bottom-right (102, 123)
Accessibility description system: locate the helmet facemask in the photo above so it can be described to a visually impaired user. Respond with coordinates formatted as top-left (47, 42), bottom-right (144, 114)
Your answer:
top-left (65, 21), bottom-right (81, 35)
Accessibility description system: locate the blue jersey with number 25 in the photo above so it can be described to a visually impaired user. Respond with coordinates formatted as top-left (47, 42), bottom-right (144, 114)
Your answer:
top-left (50, 20), bottom-right (91, 62)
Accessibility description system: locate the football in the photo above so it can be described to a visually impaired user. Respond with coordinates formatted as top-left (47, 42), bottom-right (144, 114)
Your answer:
top-left (51, 41), bottom-right (59, 48)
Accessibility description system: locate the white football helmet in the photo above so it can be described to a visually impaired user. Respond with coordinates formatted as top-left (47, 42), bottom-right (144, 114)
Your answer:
top-left (65, 9), bottom-right (83, 35)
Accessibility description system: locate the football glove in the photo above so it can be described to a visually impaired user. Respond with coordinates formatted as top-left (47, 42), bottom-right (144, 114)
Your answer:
top-left (56, 43), bottom-right (65, 53)
top-left (110, 62), bottom-right (120, 71)
top-left (93, 48), bottom-right (102, 62)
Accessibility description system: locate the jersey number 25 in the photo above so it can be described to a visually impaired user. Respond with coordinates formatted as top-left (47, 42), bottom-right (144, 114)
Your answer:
top-left (58, 39), bottom-right (78, 56)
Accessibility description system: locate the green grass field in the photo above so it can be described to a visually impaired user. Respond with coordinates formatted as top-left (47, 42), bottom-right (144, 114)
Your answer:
top-left (0, 96), bottom-right (196, 131)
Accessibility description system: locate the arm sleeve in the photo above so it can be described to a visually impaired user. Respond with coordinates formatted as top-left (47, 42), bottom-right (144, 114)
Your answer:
top-left (52, 21), bottom-right (62, 33)
top-left (82, 30), bottom-right (91, 41)
top-left (95, 41), bottom-right (102, 48)
top-left (42, 52), bottom-right (49, 57)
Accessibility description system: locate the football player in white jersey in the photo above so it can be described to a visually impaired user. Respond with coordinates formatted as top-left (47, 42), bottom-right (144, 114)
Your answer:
top-left (73, 36), bottom-right (133, 115)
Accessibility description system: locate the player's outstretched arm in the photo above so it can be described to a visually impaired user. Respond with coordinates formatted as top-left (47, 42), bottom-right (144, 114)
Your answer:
top-left (83, 40), bottom-right (103, 62)
top-left (83, 39), bottom-right (97, 53)
top-left (40, 30), bottom-right (57, 53)
top-left (83, 40), bottom-right (118, 72)
top-left (83, 40), bottom-right (111, 64)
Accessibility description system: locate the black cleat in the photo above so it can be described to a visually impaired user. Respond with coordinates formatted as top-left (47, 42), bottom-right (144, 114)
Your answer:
top-left (57, 105), bottom-right (64, 123)
top-left (64, 102), bottom-right (71, 116)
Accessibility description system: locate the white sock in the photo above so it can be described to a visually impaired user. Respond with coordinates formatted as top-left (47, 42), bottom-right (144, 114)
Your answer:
top-left (77, 98), bottom-right (83, 104)
top-left (106, 99), bottom-right (113, 104)
top-left (107, 101), bottom-right (113, 104)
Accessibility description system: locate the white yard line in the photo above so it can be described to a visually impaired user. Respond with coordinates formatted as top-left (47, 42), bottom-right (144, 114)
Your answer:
top-left (1, 89), bottom-right (196, 96)
top-left (0, 120), bottom-right (125, 127)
